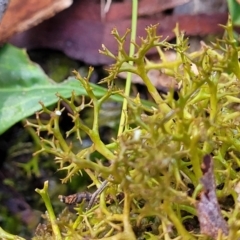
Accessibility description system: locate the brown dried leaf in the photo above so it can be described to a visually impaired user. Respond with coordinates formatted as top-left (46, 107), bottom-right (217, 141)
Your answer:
top-left (0, 0), bottom-right (73, 43)
top-left (9, 0), bottom-right (228, 65)
top-left (196, 155), bottom-right (229, 239)
top-left (138, 0), bottom-right (190, 17)
top-left (105, 0), bottom-right (190, 20)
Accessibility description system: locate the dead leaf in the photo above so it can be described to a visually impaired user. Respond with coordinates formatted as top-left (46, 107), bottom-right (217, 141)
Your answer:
top-left (9, 0), bottom-right (228, 65)
top-left (105, 0), bottom-right (190, 20)
top-left (0, 0), bottom-right (73, 43)
top-left (138, 0), bottom-right (190, 17)
top-left (196, 155), bottom-right (229, 239)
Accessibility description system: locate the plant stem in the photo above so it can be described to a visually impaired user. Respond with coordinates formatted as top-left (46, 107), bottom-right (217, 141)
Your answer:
top-left (118, 0), bottom-right (138, 136)
top-left (123, 188), bottom-right (136, 239)
top-left (137, 61), bottom-right (171, 113)
top-left (164, 201), bottom-right (196, 240)
top-left (90, 130), bottom-right (116, 160)
top-left (35, 181), bottom-right (62, 240)
top-left (0, 227), bottom-right (25, 240)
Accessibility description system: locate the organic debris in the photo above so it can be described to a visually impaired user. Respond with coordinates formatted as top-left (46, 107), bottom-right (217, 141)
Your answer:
top-left (197, 155), bottom-right (229, 239)
top-left (9, 0), bottom-right (228, 65)
top-left (0, 0), bottom-right (73, 42)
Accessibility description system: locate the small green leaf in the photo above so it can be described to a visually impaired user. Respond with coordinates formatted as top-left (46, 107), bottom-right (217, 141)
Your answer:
top-left (0, 44), bottom-right (123, 134)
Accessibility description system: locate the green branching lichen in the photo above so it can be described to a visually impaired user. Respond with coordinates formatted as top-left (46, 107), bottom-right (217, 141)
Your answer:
top-left (21, 19), bottom-right (240, 239)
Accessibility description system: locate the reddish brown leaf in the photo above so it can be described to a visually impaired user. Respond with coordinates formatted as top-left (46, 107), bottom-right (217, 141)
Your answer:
top-left (9, 0), bottom-right (228, 65)
top-left (196, 155), bottom-right (229, 239)
top-left (105, 0), bottom-right (190, 20)
top-left (0, 0), bottom-right (73, 43)
top-left (138, 0), bottom-right (190, 17)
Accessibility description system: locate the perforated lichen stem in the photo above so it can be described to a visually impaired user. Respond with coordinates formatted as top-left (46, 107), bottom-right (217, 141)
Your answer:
top-left (164, 201), bottom-right (196, 240)
top-left (35, 181), bottom-right (62, 240)
top-left (122, 188), bottom-right (136, 239)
